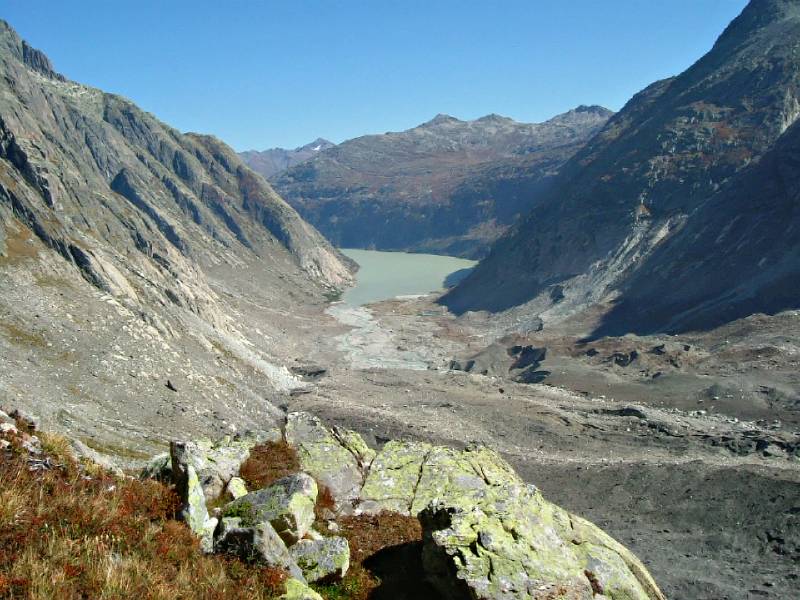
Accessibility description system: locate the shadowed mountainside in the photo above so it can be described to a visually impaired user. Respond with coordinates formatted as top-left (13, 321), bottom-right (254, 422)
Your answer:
top-left (443, 0), bottom-right (800, 328)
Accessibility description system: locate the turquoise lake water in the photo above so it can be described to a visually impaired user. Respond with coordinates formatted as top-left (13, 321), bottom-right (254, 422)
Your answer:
top-left (340, 248), bottom-right (477, 306)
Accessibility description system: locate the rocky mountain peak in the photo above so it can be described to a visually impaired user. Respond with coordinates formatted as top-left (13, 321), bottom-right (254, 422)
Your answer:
top-left (422, 113), bottom-right (462, 127)
top-left (0, 20), bottom-right (65, 81)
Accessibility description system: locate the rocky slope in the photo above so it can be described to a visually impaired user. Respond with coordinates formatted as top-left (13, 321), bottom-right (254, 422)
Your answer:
top-left (0, 21), bottom-right (353, 452)
top-left (444, 0), bottom-right (800, 328)
top-left (271, 107), bottom-right (612, 258)
top-left (143, 411), bottom-right (665, 600)
top-left (596, 116), bottom-right (800, 336)
top-left (240, 138), bottom-right (335, 179)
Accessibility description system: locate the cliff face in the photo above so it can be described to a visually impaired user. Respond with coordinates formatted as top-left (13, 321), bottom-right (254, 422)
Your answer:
top-left (0, 19), bottom-right (353, 324)
top-left (0, 21), bottom-right (354, 451)
top-left (271, 107), bottom-right (612, 258)
top-left (444, 0), bottom-right (800, 326)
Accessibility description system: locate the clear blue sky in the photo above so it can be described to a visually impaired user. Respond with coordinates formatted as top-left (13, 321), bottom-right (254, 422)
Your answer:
top-left (4, 0), bottom-right (748, 151)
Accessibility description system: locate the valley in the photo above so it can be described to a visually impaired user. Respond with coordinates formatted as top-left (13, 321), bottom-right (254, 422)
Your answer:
top-left (2, 2), bottom-right (800, 599)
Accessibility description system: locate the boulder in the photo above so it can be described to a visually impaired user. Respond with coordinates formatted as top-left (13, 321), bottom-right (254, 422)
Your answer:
top-left (170, 441), bottom-right (217, 552)
top-left (280, 578), bottom-right (324, 600)
top-left (215, 517), bottom-right (305, 582)
top-left (160, 430), bottom-right (280, 501)
top-left (358, 440), bottom-right (431, 514)
top-left (226, 476), bottom-right (249, 499)
top-left (285, 412), bottom-right (367, 513)
top-left (289, 536), bottom-right (350, 582)
top-left (419, 474), bottom-right (665, 600)
top-left (222, 473), bottom-right (318, 545)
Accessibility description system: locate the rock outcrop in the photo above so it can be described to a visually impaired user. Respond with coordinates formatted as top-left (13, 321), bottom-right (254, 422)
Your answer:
top-left (148, 411), bottom-right (665, 599)
top-left (271, 107), bottom-right (612, 258)
top-left (444, 0), bottom-right (800, 332)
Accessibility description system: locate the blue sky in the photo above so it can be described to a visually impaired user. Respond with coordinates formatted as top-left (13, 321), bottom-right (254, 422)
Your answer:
top-left (4, 1), bottom-right (748, 151)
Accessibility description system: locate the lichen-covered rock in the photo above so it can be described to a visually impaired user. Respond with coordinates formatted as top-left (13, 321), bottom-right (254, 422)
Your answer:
top-left (163, 430), bottom-right (280, 501)
top-left (285, 412), bottom-right (366, 513)
top-left (332, 425), bottom-right (376, 468)
top-left (215, 517), bottom-right (305, 582)
top-left (226, 476), bottom-right (249, 499)
top-left (280, 578), bottom-right (324, 600)
top-left (419, 480), bottom-right (665, 600)
top-left (170, 441), bottom-right (217, 552)
top-left (358, 440), bottom-right (431, 514)
top-left (289, 536), bottom-right (350, 583)
top-left (410, 445), bottom-right (513, 515)
top-left (223, 473), bottom-right (318, 545)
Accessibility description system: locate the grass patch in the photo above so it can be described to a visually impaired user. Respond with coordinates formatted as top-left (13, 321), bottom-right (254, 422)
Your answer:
top-left (239, 441), bottom-right (301, 490)
top-left (313, 512), bottom-right (423, 600)
top-left (0, 432), bottom-right (289, 599)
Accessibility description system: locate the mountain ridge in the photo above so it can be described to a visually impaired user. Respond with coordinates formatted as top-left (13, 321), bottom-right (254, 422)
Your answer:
top-left (270, 105), bottom-right (613, 257)
top-left (239, 137), bottom-right (335, 179)
top-left (443, 0), bottom-right (800, 329)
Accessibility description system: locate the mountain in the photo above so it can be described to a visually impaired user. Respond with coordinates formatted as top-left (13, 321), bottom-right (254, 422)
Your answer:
top-left (0, 21), bottom-right (353, 446)
top-left (270, 106), bottom-right (613, 258)
top-left (443, 0), bottom-right (800, 328)
top-left (594, 116), bottom-right (800, 336)
top-left (239, 137), bottom-right (335, 179)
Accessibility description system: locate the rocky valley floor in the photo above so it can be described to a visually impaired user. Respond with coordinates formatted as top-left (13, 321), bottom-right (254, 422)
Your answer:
top-left (1, 246), bottom-right (799, 599)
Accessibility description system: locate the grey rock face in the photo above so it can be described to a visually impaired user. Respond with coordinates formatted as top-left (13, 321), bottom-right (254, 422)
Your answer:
top-left (215, 517), bottom-right (306, 582)
top-left (222, 473), bottom-right (318, 545)
top-left (0, 19), bottom-right (352, 334)
top-left (289, 536), bottom-right (350, 582)
top-left (444, 0), bottom-right (800, 327)
top-left (285, 412), bottom-right (368, 513)
top-left (271, 106), bottom-right (612, 258)
top-left (170, 441), bottom-right (217, 550)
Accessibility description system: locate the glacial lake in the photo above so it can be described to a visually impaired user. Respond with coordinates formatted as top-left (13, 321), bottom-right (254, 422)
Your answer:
top-left (339, 248), bottom-right (477, 306)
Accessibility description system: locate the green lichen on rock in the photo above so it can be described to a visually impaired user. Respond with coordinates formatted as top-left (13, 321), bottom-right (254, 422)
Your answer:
top-left (359, 439), bottom-right (432, 514)
top-left (419, 482), bottom-right (665, 600)
top-left (286, 412), bottom-right (365, 511)
top-left (226, 476), bottom-right (248, 499)
top-left (410, 445), bottom-right (514, 515)
top-left (289, 536), bottom-right (350, 583)
top-left (281, 578), bottom-right (324, 600)
top-left (223, 473), bottom-right (318, 545)
top-left (562, 513), bottom-right (665, 600)
top-left (332, 426), bottom-right (376, 468)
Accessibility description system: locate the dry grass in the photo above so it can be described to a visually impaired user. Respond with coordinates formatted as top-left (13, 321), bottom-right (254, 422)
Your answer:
top-left (239, 441), bottom-right (301, 490)
top-left (1, 431), bottom-right (430, 599)
top-left (0, 435), bottom-right (288, 599)
top-left (313, 512), bottom-right (423, 600)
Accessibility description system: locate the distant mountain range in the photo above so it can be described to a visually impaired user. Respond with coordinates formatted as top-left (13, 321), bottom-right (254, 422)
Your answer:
top-left (265, 106), bottom-right (612, 258)
top-left (444, 0), bottom-right (800, 335)
top-left (240, 138), bottom-right (335, 179)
